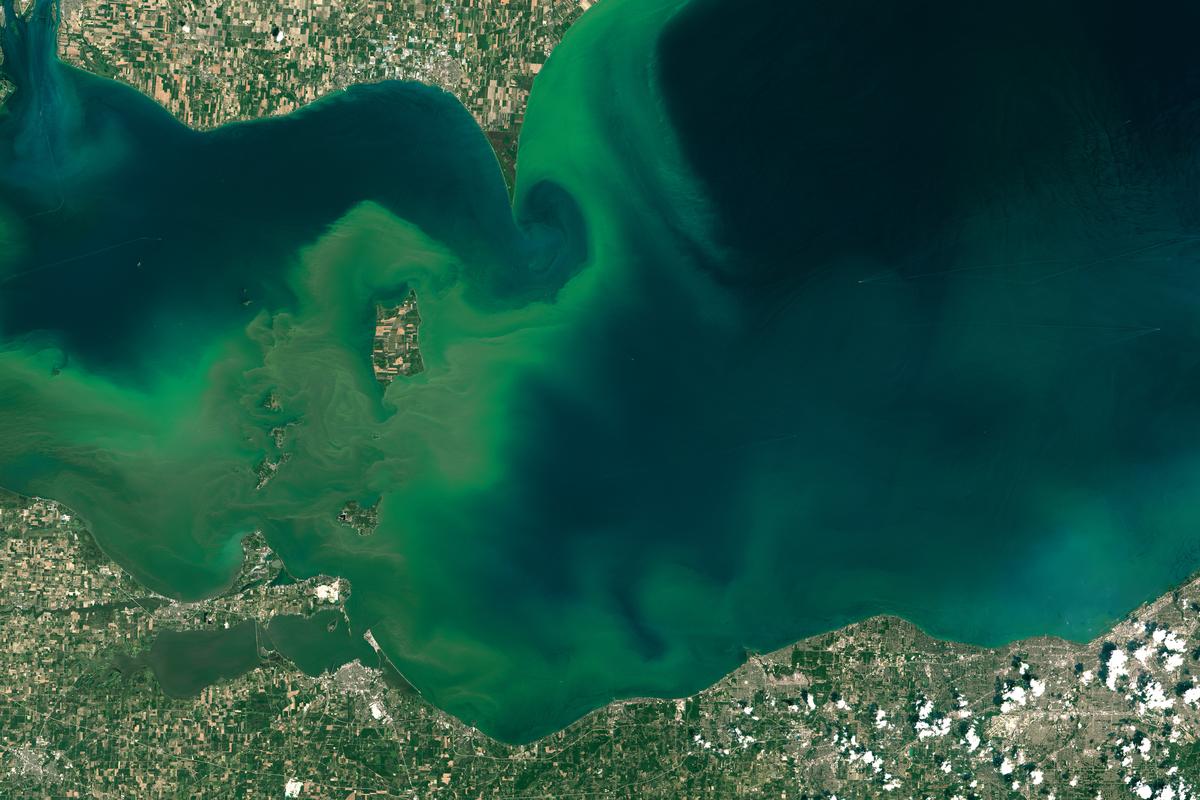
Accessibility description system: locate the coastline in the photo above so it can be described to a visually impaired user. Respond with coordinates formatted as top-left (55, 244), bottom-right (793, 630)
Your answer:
top-left (6, 488), bottom-right (1200, 797)
top-left (7, 485), bottom-right (1193, 744)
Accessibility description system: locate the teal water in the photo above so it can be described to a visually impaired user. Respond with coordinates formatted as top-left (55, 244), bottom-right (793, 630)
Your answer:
top-left (4, 0), bottom-right (1200, 743)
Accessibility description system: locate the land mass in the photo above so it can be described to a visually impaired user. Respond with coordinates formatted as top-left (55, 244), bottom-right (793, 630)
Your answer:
top-left (5, 1), bottom-right (1200, 796)
top-left (51, 0), bottom-right (590, 187)
top-left (4, 492), bottom-right (1200, 799)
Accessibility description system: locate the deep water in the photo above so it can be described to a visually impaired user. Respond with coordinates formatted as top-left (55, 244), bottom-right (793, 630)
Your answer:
top-left (4, 0), bottom-right (1200, 743)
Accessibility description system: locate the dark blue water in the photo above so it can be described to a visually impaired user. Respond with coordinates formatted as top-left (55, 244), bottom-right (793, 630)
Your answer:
top-left (0, 0), bottom-right (580, 376)
top-left (8, 0), bottom-right (1200, 745)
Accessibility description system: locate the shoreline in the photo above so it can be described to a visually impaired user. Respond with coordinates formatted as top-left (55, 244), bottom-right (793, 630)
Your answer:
top-left (5, 484), bottom-right (1192, 747)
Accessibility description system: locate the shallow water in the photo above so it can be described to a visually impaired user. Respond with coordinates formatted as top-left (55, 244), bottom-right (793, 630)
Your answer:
top-left (265, 610), bottom-right (378, 677)
top-left (141, 621), bottom-right (261, 697)
top-left (4, 0), bottom-right (1200, 743)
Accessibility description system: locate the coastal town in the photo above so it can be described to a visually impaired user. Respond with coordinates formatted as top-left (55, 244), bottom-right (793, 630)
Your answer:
top-left (54, 0), bottom-right (590, 186)
top-left (7, 490), bottom-right (1200, 798)
top-left (7, 0), bottom-right (1200, 797)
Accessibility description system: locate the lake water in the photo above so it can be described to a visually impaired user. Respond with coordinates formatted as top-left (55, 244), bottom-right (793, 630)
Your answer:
top-left (4, 0), bottom-right (1200, 743)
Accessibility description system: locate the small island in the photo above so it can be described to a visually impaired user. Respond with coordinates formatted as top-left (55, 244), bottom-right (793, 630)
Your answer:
top-left (371, 290), bottom-right (423, 384)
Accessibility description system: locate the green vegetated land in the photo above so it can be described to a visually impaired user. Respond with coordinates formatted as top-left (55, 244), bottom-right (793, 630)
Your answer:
top-left (5, 494), bottom-right (1200, 798)
top-left (6, 0), bottom-right (1200, 768)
